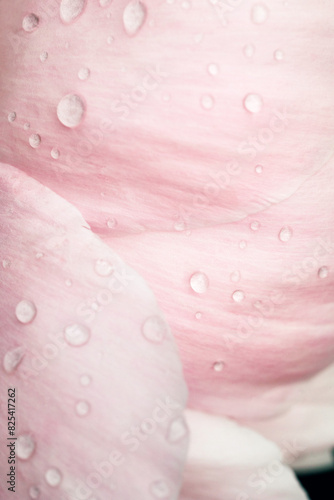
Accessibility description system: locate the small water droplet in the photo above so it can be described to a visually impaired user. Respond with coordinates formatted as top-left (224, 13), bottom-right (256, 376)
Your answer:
top-left (318, 266), bottom-right (329, 279)
top-left (29, 134), bottom-right (41, 148)
top-left (8, 112), bottom-right (16, 123)
top-left (106, 218), bottom-right (117, 229)
top-left (150, 480), bottom-right (170, 499)
top-left (45, 467), bottom-right (62, 487)
top-left (213, 360), bottom-right (224, 372)
top-left (24, 122), bottom-right (30, 130)
top-left (201, 94), bottom-right (215, 110)
top-left (2, 259), bottom-right (11, 269)
top-left (123, 1), bottom-right (147, 36)
top-left (78, 67), bottom-right (90, 80)
top-left (35, 252), bottom-right (44, 259)
top-left (278, 226), bottom-right (292, 242)
top-left (3, 346), bottom-right (25, 374)
top-left (167, 417), bottom-right (188, 443)
top-left (274, 49), bottom-right (284, 61)
top-left (251, 3), bottom-right (269, 24)
top-left (250, 221), bottom-right (260, 231)
top-left (15, 300), bottom-right (37, 324)
top-left (142, 316), bottom-right (168, 343)
top-left (255, 164), bottom-right (263, 174)
top-left (207, 63), bottom-right (219, 76)
top-left (22, 14), bottom-right (39, 32)
top-left (232, 290), bottom-right (245, 303)
top-left (195, 311), bottom-right (202, 320)
top-left (190, 272), bottom-right (209, 294)
top-left (57, 94), bottom-right (85, 128)
top-left (60, 0), bottom-right (87, 24)
top-left (107, 35), bottom-right (115, 44)
top-left (17, 434), bottom-right (36, 460)
top-left (243, 93), bottom-right (263, 113)
top-left (75, 400), bottom-right (90, 417)
top-left (230, 270), bottom-right (241, 283)
top-left (65, 278), bottom-right (72, 287)
top-left (243, 44), bottom-right (255, 58)
top-left (64, 324), bottom-right (90, 347)
top-left (174, 220), bottom-right (186, 231)
top-left (80, 374), bottom-right (91, 386)
top-left (29, 486), bottom-right (40, 499)
top-left (51, 148), bottom-right (60, 159)
top-left (95, 259), bottom-right (114, 277)
top-left (239, 240), bottom-right (247, 249)
top-left (39, 51), bottom-right (48, 62)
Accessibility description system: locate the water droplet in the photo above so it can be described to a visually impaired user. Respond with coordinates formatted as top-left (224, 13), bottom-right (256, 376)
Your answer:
top-left (278, 226), bottom-right (292, 242)
top-left (239, 240), bottom-right (247, 249)
top-left (243, 93), bottom-right (263, 113)
top-left (232, 290), bottom-right (245, 303)
top-left (15, 300), bottom-right (37, 324)
top-left (167, 417), bottom-right (188, 443)
top-left (174, 220), bottom-right (186, 231)
top-left (29, 486), bottom-right (40, 499)
top-left (207, 63), bottom-right (219, 76)
top-left (190, 272), bottom-right (209, 294)
top-left (65, 278), bottom-right (72, 287)
top-left (274, 49), bottom-right (284, 61)
top-left (201, 94), bottom-right (215, 110)
top-left (24, 122), bottom-right (30, 130)
top-left (35, 252), bottom-right (44, 259)
top-left (142, 316), bottom-right (168, 343)
top-left (213, 360), bottom-right (224, 372)
top-left (29, 134), bottom-right (41, 148)
top-left (123, 1), bottom-right (147, 36)
top-left (255, 164), bottom-right (263, 174)
top-left (39, 51), bottom-right (48, 62)
top-left (57, 94), bottom-right (85, 128)
top-left (230, 270), bottom-right (241, 283)
top-left (251, 3), bottom-right (269, 24)
top-left (51, 148), bottom-right (60, 159)
top-left (3, 346), bottom-right (25, 374)
top-left (107, 35), bottom-right (115, 44)
top-left (60, 0), bottom-right (87, 24)
top-left (8, 112), bottom-right (16, 123)
top-left (95, 259), bottom-right (114, 277)
top-left (22, 14), bottom-right (39, 32)
top-left (195, 311), bottom-right (202, 320)
top-left (100, 0), bottom-right (112, 6)
top-left (17, 434), bottom-right (36, 460)
top-left (45, 467), bottom-right (62, 487)
top-left (318, 266), bottom-right (329, 279)
top-left (2, 259), bottom-right (11, 269)
top-left (106, 218), bottom-right (117, 229)
top-left (250, 221), bottom-right (260, 231)
top-left (64, 324), bottom-right (90, 347)
top-left (80, 374), bottom-right (91, 386)
top-left (78, 67), bottom-right (90, 80)
top-left (150, 480), bottom-right (170, 499)
top-left (243, 44), bottom-right (255, 58)
top-left (75, 400), bottom-right (90, 417)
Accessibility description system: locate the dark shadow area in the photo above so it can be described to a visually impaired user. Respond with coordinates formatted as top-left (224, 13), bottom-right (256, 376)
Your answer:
top-left (298, 469), bottom-right (334, 499)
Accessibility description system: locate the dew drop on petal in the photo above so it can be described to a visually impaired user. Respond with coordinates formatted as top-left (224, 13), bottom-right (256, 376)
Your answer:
top-left (195, 311), bottom-right (202, 320)
top-left (201, 94), bottom-right (215, 110)
top-left (107, 35), bottom-right (115, 44)
top-left (64, 324), bottom-right (90, 347)
top-left (35, 252), bottom-right (44, 259)
top-left (174, 220), bottom-right (186, 232)
top-left (22, 14), bottom-right (39, 32)
top-left (60, 0), bottom-right (87, 24)
top-left (207, 63), bottom-right (219, 76)
top-left (2, 259), bottom-right (11, 269)
top-left (45, 467), bottom-right (62, 487)
top-left (274, 49), bottom-right (284, 61)
top-left (230, 270), bottom-right (241, 283)
top-left (213, 360), bottom-right (224, 372)
top-left (123, 1), bottom-right (147, 37)
top-left (29, 486), bottom-right (40, 499)
top-left (8, 112), bottom-right (16, 123)
top-left (100, 0), bottom-right (112, 6)
top-left (278, 226), bottom-right (292, 242)
top-left (29, 134), bottom-right (41, 148)
top-left (167, 417), bottom-right (188, 443)
top-left (239, 240), bottom-right (247, 249)
top-left (190, 272), bottom-right (209, 294)
top-left (78, 67), bottom-right (90, 80)
top-left (232, 290), bottom-right (245, 303)
top-left (95, 259), bottom-right (114, 277)
top-left (75, 400), bottom-right (90, 417)
top-left (24, 122), bottom-right (30, 130)
top-left (80, 374), bottom-right (91, 386)
top-left (243, 93), bottom-right (263, 113)
top-left (51, 148), bottom-right (60, 159)
top-left (39, 51), bottom-right (48, 62)
top-left (150, 480), bottom-right (170, 499)
top-left (250, 220), bottom-right (260, 231)
top-left (255, 164), bottom-right (263, 174)
top-left (106, 218), bottom-right (117, 229)
top-left (17, 434), bottom-right (36, 460)
top-left (3, 346), bottom-right (25, 374)
top-left (318, 266), bottom-right (329, 279)
top-left (15, 300), bottom-right (37, 324)
top-left (243, 43), bottom-right (255, 58)
top-left (251, 3), bottom-right (269, 24)
top-left (57, 94), bottom-right (85, 128)
top-left (142, 316), bottom-right (168, 343)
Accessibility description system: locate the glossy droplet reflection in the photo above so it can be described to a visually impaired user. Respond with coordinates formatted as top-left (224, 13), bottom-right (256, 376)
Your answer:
top-left (150, 480), bottom-right (170, 499)
top-left (22, 14), bottom-right (39, 32)
top-left (201, 94), bottom-right (215, 110)
top-left (64, 324), bottom-right (90, 347)
top-left (243, 93), bottom-right (263, 113)
top-left (255, 164), bottom-right (263, 174)
top-left (3, 346), bottom-right (25, 374)
top-left (15, 300), bottom-right (37, 324)
top-left (213, 360), bottom-right (224, 372)
top-left (40, 51), bottom-right (48, 62)
top-left (167, 417), bottom-right (188, 443)
top-left (51, 148), bottom-right (60, 159)
top-left (29, 486), bottom-right (40, 499)
top-left (75, 400), bottom-right (90, 417)
top-left (278, 226), bottom-right (292, 242)
top-left (318, 266), bottom-right (329, 279)
top-left (190, 272), bottom-right (209, 294)
top-left (142, 316), bottom-right (168, 343)
top-left (207, 63), bottom-right (219, 76)
top-left (45, 467), bottom-right (62, 487)
top-left (250, 221), bottom-right (260, 231)
top-left (239, 240), bottom-right (247, 249)
top-left (195, 311), bottom-right (202, 320)
top-left (60, 0), bottom-right (87, 24)
top-left (251, 3), bottom-right (269, 24)
top-left (123, 1), bottom-right (147, 36)
top-left (17, 434), bottom-right (36, 460)
top-left (78, 67), bottom-right (90, 80)
top-left (8, 112), bottom-right (16, 123)
top-left (232, 290), bottom-right (245, 303)
top-left (29, 134), bottom-right (41, 148)
top-left (57, 94), bottom-right (85, 128)
top-left (274, 49), bottom-right (284, 61)
top-left (95, 259), bottom-right (114, 277)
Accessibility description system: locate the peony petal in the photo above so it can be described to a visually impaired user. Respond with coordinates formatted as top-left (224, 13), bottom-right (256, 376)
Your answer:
top-left (0, 163), bottom-right (188, 499)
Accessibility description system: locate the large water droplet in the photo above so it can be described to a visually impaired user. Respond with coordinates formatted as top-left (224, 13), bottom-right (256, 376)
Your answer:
top-left (75, 400), bottom-right (90, 417)
top-left (29, 134), bottom-right (41, 148)
top-left (142, 316), bottom-right (168, 343)
top-left (207, 63), bottom-right (219, 76)
top-left (243, 93), bottom-right (263, 113)
top-left (318, 266), bottom-right (329, 279)
top-left (255, 164), bottom-right (263, 174)
top-left (123, 1), bottom-right (147, 36)
top-left (150, 480), bottom-right (170, 499)
top-left (51, 148), bottom-right (60, 159)
top-left (39, 51), bottom-right (48, 62)
top-left (213, 360), bottom-right (224, 372)
top-left (17, 434), bottom-right (36, 460)
top-left (78, 67), bottom-right (90, 80)
top-left (251, 3), bottom-right (269, 24)
top-left (45, 467), bottom-right (62, 487)
top-left (60, 0), bottom-right (87, 24)
top-left (57, 94), bottom-right (85, 128)
top-left (8, 112), bottom-right (16, 123)
top-left (278, 226), bottom-right (292, 242)
top-left (80, 374), bottom-right (91, 386)
top-left (95, 259), bottom-right (114, 277)
top-left (64, 324), bottom-right (90, 347)
top-left (201, 94), bottom-right (215, 110)
top-left (243, 44), bottom-right (255, 58)
top-left (232, 290), bottom-right (245, 303)
top-left (29, 486), bottom-right (40, 499)
top-left (167, 417), bottom-right (188, 443)
top-left (22, 14), bottom-right (39, 32)
top-left (190, 272), bottom-right (209, 294)
top-left (3, 346), bottom-right (25, 374)
top-left (15, 300), bottom-right (37, 324)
